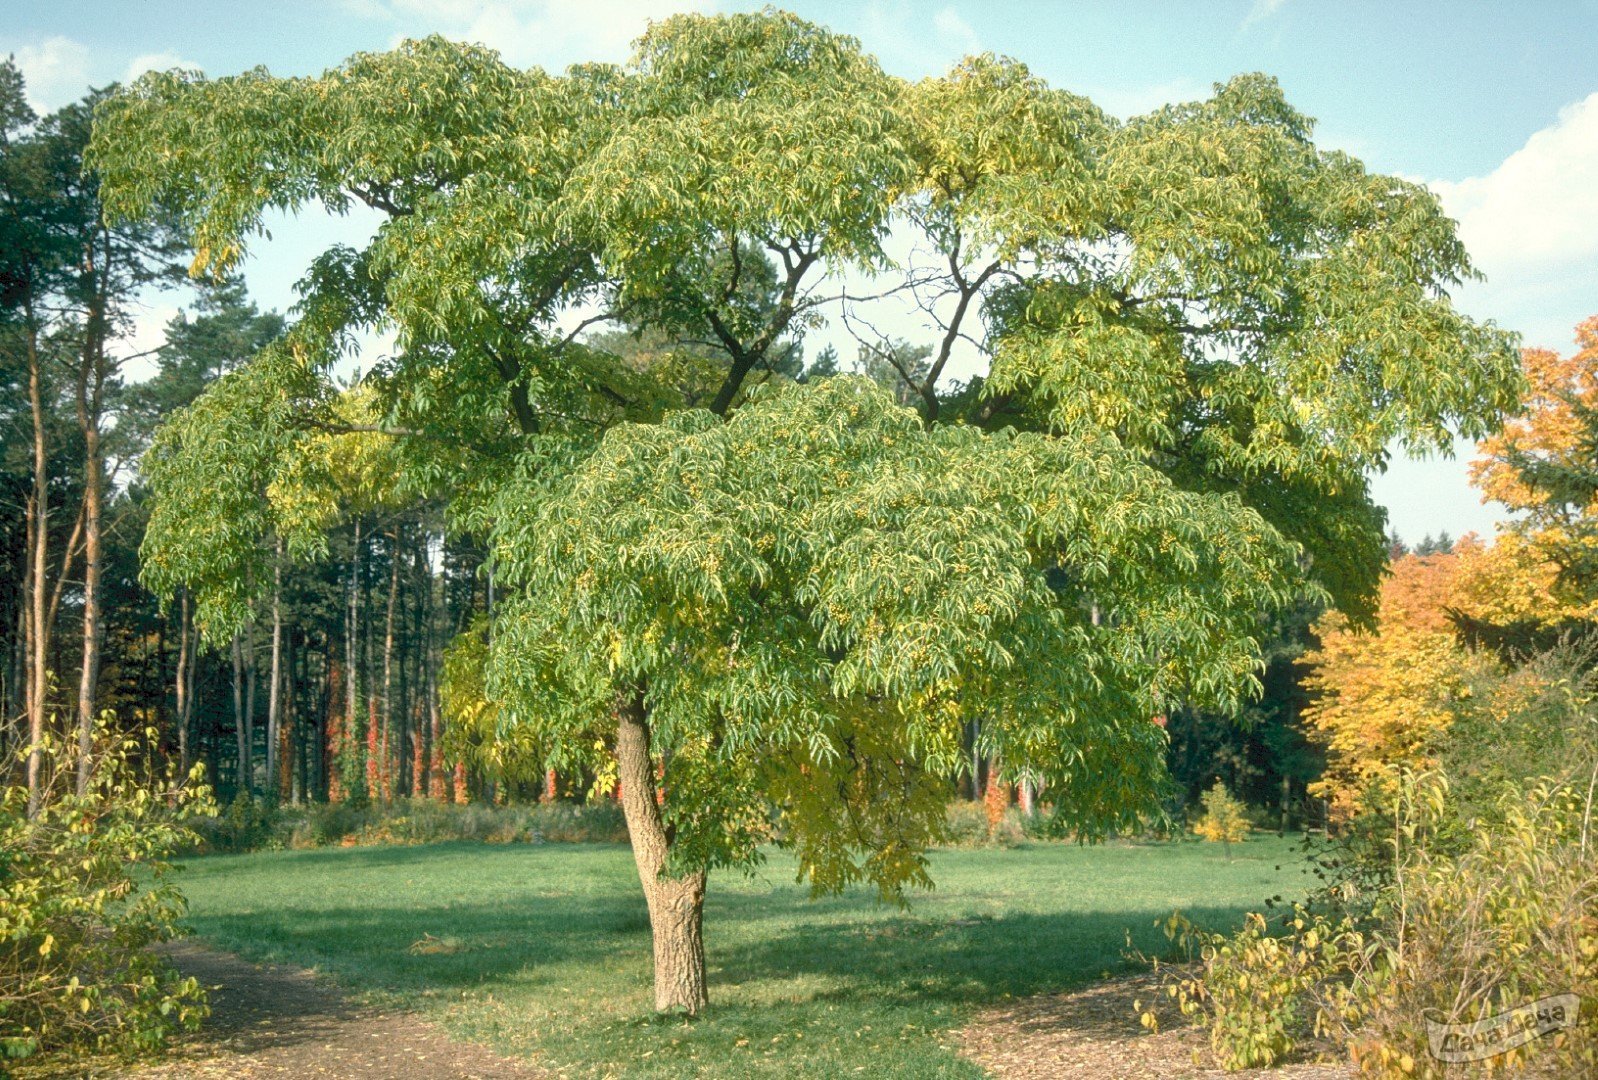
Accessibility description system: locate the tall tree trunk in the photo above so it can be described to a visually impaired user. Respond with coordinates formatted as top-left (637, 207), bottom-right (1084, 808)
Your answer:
top-left (266, 537), bottom-right (283, 797)
top-left (615, 691), bottom-right (708, 1014)
top-left (382, 525), bottom-right (400, 801)
top-left (346, 519), bottom-right (362, 800)
top-left (75, 431), bottom-right (103, 792)
top-left (73, 257), bottom-right (110, 795)
top-left (231, 632), bottom-right (249, 795)
top-left (279, 628), bottom-right (295, 800)
top-left (244, 612), bottom-right (257, 790)
top-left (183, 604), bottom-right (199, 770)
top-left (25, 312), bottom-right (48, 816)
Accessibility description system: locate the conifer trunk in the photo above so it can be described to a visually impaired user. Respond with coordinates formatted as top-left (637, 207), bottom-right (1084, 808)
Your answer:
top-left (615, 692), bottom-right (708, 1014)
top-left (24, 302), bottom-right (48, 814)
top-left (265, 540), bottom-right (283, 795)
top-left (231, 633), bottom-right (249, 794)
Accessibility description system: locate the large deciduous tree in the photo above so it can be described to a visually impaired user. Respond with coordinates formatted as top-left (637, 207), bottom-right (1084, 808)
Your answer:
top-left (90, 11), bottom-right (1520, 1012)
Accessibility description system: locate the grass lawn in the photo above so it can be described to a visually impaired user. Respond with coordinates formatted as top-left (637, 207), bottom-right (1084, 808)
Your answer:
top-left (174, 835), bottom-right (1309, 1078)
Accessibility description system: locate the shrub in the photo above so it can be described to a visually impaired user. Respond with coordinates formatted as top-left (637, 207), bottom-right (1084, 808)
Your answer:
top-left (290, 801), bottom-right (370, 848)
top-left (194, 791), bottom-right (285, 853)
top-left (196, 797), bottom-right (632, 853)
top-left (1, 720), bottom-right (212, 1063)
top-left (941, 800), bottom-right (1026, 846)
top-left (1150, 906), bottom-right (1369, 1070)
top-left (1151, 770), bottom-right (1598, 1076)
top-left (1193, 781), bottom-right (1251, 856)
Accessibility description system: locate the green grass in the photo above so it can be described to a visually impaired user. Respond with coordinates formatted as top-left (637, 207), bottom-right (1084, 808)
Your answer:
top-left (175, 836), bottom-right (1310, 1077)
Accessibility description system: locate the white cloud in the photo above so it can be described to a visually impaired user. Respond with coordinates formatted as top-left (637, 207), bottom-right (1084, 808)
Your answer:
top-left (122, 51), bottom-right (201, 85)
top-left (1242, 0), bottom-right (1287, 29)
top-left (357, 0), bottom-right (717, 68)
top-left (931, 6), bottom-right (979, 54)
top-left (1429, 92), bottom-right (1598, 275)
top-left (8, 35), bottom-right (91, 112)
top-left (1371, 91), bottom-right (1598, 540)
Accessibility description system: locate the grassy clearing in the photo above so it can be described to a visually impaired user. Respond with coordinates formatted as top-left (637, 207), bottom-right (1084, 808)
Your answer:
top-left (175, 835), bottom-right (1309, 1078)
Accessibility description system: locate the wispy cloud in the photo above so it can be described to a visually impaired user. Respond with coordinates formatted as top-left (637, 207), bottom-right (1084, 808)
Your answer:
top-left (7, 35), bottom-right (91, 111)
top-left (1242, 0), bottom-right (1287, 29)
top-left (355, 0), bottom-right (718, 68)
top-left (122, 51), bottom-right (201, 84)
top-left (931, 6), bottom-right (979, 54)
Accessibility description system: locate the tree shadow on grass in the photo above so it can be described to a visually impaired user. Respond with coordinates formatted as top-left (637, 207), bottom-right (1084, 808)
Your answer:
top-left (706, 904), bottom-right (1251, 1007)
top-left (188, 888), bottom-right (1251, 1015)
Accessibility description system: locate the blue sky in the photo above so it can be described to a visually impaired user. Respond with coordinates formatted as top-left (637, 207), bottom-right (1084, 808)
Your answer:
top-left (6, 0), bottom-right (1597, 542)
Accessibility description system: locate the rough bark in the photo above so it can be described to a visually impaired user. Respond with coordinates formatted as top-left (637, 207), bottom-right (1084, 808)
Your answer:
top-left (615, 692), bottom-right (708, 1014)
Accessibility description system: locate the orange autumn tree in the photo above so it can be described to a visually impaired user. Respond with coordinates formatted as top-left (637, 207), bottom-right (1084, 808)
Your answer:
top-left (1302, 531), bottom-right (1589, 821)
top-left (1301, 548), bottom-right (1489, 819)
top-left (1472, 317), bottom-right (1598, 615)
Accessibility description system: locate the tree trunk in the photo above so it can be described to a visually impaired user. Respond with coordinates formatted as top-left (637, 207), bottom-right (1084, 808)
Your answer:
top-left (183, 603), bottom-right (199, 768)
top-left (615, 692), bottom-right (708, 1014)
top-left (231, 632), bottom-right (249, 795)
top-left (244, 613), bottom-right (257, 788)
top-left (25, 312), bottom-right (48, 815)
top-left (174, 592), bottom-right (191, 770)
top-left (383, 526), bottom-right (400, 801)
top-left (266, 537), bottom-right (283, 796)
top-left (346, 519), bottom-right (362, 800)
top-left (73, 254), bottom-right (112, 795)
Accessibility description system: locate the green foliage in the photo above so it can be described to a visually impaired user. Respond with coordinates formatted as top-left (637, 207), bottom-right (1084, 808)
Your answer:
top-left (87, 13), bottom-right (1525, 986)
top-left (197, 791), bottom-right (284, 854)
top-left (1440, 640), bottom-right (1598, 825)
top-left (0, 720), bottom-right (212, 1062)
top-left (489, 376), bottom-right (1300, 898)
top-left (942, 801), bottom-right (1026, 847)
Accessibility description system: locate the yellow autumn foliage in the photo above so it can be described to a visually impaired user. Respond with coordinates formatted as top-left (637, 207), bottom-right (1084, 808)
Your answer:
top-left (1300, 536), bottom-right (1580, 820)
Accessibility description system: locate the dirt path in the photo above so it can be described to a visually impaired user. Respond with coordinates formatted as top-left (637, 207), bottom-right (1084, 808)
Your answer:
top-left (959, 972), bottom-right (1352, 1080)
top-left (115, 941), bottom-right (545, 1080)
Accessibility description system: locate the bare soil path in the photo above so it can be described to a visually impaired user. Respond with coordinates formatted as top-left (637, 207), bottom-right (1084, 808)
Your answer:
top-left (959, 972), bottom-right (1353, 1080)
top-left (114, 941), bottom-right (545, 1080)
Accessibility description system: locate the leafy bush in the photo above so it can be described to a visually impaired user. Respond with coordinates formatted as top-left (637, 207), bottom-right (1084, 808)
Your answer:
top-left (1149, 906), bottom-right (1369, 1070)
top-left (1, 721), bottom-right (212, 1063)
top-left (941, 800), bottom-right (1026, 846)
top-left (193, 797), bottom-right (630, 853)
top-left (193, 791), bottom-right (284, 853)
top-left (1192, 781), bottom-right (1251, 855)
top-left (1150, 770), bottom-right (1598, 1076)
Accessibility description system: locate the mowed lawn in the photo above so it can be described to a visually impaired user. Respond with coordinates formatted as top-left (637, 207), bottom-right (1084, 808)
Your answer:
top-left (175, 836), bottom-right (1308, 1078)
